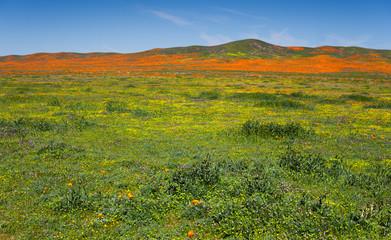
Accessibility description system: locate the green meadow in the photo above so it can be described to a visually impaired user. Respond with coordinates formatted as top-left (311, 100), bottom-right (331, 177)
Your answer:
top-left (0, 72), bottom-right (391, 239)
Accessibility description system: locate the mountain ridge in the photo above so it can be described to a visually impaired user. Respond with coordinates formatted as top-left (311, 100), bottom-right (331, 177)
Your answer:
top-left (1, 39), bottom-right (390, 59)
top-left (1, 39), bottom-right (390, 75)
top-left (156, 39), bottom-right (391, 60)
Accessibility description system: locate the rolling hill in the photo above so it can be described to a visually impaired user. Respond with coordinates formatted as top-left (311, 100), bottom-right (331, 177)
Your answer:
top-left (158, 39), bottom-right (391, 59)
top-left (0, 39), bottom-right (390, 75)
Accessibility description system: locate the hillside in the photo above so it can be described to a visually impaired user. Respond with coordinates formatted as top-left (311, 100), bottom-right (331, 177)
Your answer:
top-left (0, 39), bottom-right (390, 75)
top-left (161, 39), bottom-right (391, 60)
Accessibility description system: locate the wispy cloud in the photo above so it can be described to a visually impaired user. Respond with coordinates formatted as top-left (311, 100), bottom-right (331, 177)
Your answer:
top-left (262, 29), bottom-right (309, 46)
top-left (323, 33), bottom-right (371, 47)
top-left (149, 11), bottom-right (191, 26)
top-left (201, 15), bottom-right (229, 24)
top-left (241, 33), bottom-right (260, 39)
top-left (200, 33), bottom-right (231, 46)
top-left (215, 7), bottom-right (267, 21)
top-left (102, 44), bottom-right (120, 52)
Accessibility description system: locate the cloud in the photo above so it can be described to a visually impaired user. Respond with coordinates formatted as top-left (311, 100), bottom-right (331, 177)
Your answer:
top-left (323, 33), bottom-right (371, 47)
top-left (149, 11), bottom-right (190, 26)
top-left (215, 7), bottom-right (267, 21)
top-left (262, 29), bottom-right (309, 46)
top-left (200, 33), bottom-right (231, 46)
top-left (202, 15), bottom-right (229, 24)
top-left (102, 44), bottom-right (120, 52)
top-left (241, 33), bottom-right (260, 39)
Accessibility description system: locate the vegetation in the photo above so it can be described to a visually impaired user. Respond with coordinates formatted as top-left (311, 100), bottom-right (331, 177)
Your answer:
top-left (1, 39), bottom-right (390, 75)
top-left (0, 71), bottom-right (390, 239)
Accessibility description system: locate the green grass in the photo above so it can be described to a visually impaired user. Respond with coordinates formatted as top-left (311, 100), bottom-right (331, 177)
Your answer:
top-left (0, 72), bottom-right (390, 239)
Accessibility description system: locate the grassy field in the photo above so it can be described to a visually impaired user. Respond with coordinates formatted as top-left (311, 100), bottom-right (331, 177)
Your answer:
top-left (0, 72), bottom-right (391, 239)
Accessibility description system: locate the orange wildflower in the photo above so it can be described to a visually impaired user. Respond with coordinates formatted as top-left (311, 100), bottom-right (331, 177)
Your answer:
top-left (98, 213), bottom-right (103, 218)
top-left (192, 200), bottom-right (200, 206)
top-left (188, 230), bottom-right (194, 238)
top-left (127, 193), bottom-right (135, 198)
top-left (68, 183), bottom-right (72, 187)
top-left (101, 170), bottom-right (105, 174)
top-left (118, 195), bottom-right (122, 199)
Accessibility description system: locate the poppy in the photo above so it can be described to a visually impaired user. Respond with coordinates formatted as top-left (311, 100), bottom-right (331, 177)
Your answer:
top-left (188, 230), bottom-right (194, 238)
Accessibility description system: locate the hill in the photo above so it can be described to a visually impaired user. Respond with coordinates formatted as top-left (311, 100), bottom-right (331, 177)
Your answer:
top-left (158, 39), bottom-right (391, 60)
top-left (0, 39), bottom-right (390, 75)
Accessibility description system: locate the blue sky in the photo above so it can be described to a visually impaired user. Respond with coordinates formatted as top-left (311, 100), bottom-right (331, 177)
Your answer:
top-left (1, 0), bottom-right (390, 55)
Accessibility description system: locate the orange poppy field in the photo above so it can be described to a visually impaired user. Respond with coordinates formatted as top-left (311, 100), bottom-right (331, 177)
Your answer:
top-left (0, 39), bottom-right (390, 239)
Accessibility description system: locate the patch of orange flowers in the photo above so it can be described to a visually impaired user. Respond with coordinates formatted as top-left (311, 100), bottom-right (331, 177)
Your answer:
top-left (0, 49), bottom-right (390, 76)
top-left (286, 46), bottom-right (304, 51)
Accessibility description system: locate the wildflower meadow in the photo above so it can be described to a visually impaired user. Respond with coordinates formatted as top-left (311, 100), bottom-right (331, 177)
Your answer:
top-left (0, 71), bottom-right (390, 239)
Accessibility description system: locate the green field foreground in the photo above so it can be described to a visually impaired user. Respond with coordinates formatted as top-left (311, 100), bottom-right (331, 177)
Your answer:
top-left (0, 72), bottom-right (391, 239)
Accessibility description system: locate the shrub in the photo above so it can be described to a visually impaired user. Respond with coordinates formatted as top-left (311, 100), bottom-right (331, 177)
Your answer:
top-left (341, 94), bottom-right (375, 102)
top-left (53, 184), bottom-right (92, 211)
top-left (242, 120), bottom-right (312, 139)
top-left (365, 101), bottom-right (391, 109)
top-left (278, 148), bottom-right (327, 175)
top-left (61, 114), bottom-right (95, 131)
top-left (130, 108), bottom-right (150, 117)
top-left (47, 97), bottom-right (64, 107)
top-left (230, 92), bottom-right (278, 101)
top-left (168, 155), bottom-right (220, 197)
top-left (198, 90), bottom-right (221, 100)
top-left (36, 140), bottom-right (85, 159)
top-left (243, 168), bottom-right (275, 195)
top-left (104, 100), bottom-right (128, 113)
top-left (254, 99), bottom-right (310, 110)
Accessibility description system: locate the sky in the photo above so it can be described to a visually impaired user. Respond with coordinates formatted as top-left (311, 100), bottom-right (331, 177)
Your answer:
top-left (1, 0), bottom-right (391, 56)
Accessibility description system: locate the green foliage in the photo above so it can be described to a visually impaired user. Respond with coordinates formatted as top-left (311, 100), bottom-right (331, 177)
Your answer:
top-left (231, 92), bottom-right (278, 101)
top-left (168, 155), bottom-right (220, 197)
top-left (231, 92), bottom-right (312, 109)
top-left (1, 73), bottom-right (390, 239)
top-left (36, 140), bottom-right (85, 159)
top-left (54, 185), bottom-right (92, 211)
top-left (197, 90), bottom-right (221, 100)
top-left (130, 108), bottom-right (151, 117)
top-left (104, 99), bottom-right (128, 113)
top-left (254, 99), bottom-right (310, 109)
top-left (242, 120), bottom-right (312, 139)
top-left (365, 100), bottom-right (391, 109)
top-left (278, 148), bottom-right (327, 174)
top-left (341, 94), bottom-right (376, 102)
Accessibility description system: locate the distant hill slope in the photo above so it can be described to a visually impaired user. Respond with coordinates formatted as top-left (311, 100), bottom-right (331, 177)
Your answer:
top-left (157, 39), bottom-right (391, 60)
top-left (0, 39), bottom-right (390, 75)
